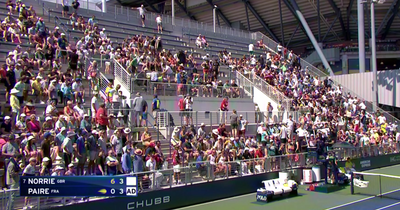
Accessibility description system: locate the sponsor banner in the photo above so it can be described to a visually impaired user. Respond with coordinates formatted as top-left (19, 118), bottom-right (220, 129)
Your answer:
top-left (338, 153), bottom-right (400, 171)
top-left (51, 171), bottom-right (292, 210)
top-left (360, 160), bottom-right (371, 168)
top-left (389, 155), bottom-right (400, 163)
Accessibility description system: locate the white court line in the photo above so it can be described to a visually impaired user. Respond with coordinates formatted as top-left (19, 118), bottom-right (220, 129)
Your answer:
top-left (325, 196), bottom-right (376, 210)
top-left (368, 164), bottom-right (400, 172)
top-left (376, 201), bottom-right (400, 210)
top-left (326, 188), bottom-right (400, 209)
top-left (174, 193), bottom-right (256, 210)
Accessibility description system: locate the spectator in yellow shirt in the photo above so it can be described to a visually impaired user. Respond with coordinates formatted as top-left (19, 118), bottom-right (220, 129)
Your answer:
top-left (31, 77), bottom-right (44, 104)
top-left (10, 89), bottom-right (20, 126)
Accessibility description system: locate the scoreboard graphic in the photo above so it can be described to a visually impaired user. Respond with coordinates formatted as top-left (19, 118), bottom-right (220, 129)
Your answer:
top-left (20, 176), bottom-right (138, 197)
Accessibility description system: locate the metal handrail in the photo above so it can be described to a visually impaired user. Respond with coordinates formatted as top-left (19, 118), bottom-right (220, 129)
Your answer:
top-left (54, 16), bottom-right (70, 42)
top-left (247, 73), bottom-right (293, 111)
top-left (113, 59), bottom-right (133, 93)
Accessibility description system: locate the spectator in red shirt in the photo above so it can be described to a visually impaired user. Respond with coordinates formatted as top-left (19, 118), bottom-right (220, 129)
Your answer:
top-left (255, 146), bottom-right (265, 171)
top-left (96, 103), bottom-right (109, 130)
top-left (219, 97), bottom-right (229, 124)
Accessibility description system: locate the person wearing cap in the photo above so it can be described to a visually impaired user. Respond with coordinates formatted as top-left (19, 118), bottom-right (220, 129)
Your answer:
top-left (111, 128), bottom-right (124, 159)
top-left (80, 113), bottom-right (92, 132)
top-left (197, 123), bottom-right (206, 140)
top-left (9, 88), bottom-right (20, 125)
top-left (40, 157), bottom-right (51, 176)
top-left (100, 27), bottom-right (107, 40)
top-left (1, 115), bottom-right (13, 135)
top-left (65, 163), bottom-right (76, 176)
top-left (22, 157), bottom-right (37, 208)
top-left (57, 32), bottom-right (68, 63)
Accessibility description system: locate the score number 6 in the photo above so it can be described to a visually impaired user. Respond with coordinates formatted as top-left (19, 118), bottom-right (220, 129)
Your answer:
top-left (110, 178), bottom-right (124, 185)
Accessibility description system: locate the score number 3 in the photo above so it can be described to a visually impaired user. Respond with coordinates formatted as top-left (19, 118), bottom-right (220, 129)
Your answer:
top-left (110, 178), bottom-right (124, 185)
top-left (110, 189), bottom-right (124, 195)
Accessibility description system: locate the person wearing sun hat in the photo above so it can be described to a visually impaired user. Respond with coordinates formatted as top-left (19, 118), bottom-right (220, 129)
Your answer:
top-left (10, 89), bottom-right (20, 124)
top-left (81, 113), bottom-right (92, 133)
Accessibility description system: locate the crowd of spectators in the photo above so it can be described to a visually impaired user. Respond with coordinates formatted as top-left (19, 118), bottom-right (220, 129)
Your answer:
top-left (1, 1), bottom-right (400, 209)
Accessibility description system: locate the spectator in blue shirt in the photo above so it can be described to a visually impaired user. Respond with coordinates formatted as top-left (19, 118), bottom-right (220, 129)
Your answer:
top-left (196, 151), bottom-right (207, 178)
top-left (76, 130), bottom-right (87, 175)
top-left (122, 147), bottom-right (132, 173)
top-left (57, 33), bottom-right (68, 62)
top-left (152, 95), bottom-right (160, 125)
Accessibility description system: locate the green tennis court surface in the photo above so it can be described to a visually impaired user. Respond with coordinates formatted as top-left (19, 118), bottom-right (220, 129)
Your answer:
top-left (175, 165), bottom-right (400, 210)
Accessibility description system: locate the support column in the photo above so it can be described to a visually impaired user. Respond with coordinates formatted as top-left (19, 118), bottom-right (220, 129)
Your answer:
top-left (371, 1), bottom-right (378, 111)
top-left (213, 6), bottom-right (216, 32)
top-left (290, 0), bottom-right (333, 75)
top-left (358, 0), bottom-right (366, 73)
top-left (171, 0), bottom-right (175, 25)
top-left (342, 55), bottom-right (349, 74)
top-left (102, 0), bottom-right (106, 13)
top-left (317, 0), bottom-right (321, 42)
top-left (279, 0), bottom-right (285, 46)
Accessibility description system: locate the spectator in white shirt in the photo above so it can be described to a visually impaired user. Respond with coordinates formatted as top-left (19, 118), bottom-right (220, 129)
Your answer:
top-left (248, 43), bottom-right (254, 56)
top-left (73, 102), bottom-right (85, 120)
top-left (100, 28), bottom-right (107, 40)
top-left (378, 113), bottom-right (386, 125)
top-left (146, 155), bottom-right (156, 171)
top-left (137, 5), bottom-right (146, 27)
top-left (156, 15), bottom-right (162, 33)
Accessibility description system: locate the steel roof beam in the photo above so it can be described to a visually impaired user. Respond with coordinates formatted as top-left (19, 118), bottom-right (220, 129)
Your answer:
top-left (175, 0), bottom-right (196, 20)
top-left (327, 0), bottom-right (347, 40)
top-left (142, 0), bottom-right (160, 13)
top-left (381, 0), bottom-right (400, 40)
top-left (242, 0), bottom-right (280, 43)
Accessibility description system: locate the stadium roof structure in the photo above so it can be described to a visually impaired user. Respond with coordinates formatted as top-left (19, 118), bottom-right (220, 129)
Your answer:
top-left (120, 0), bottom-right (400, 49)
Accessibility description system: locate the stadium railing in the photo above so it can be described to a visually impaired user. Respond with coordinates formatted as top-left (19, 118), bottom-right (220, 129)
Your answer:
top-left (113, 59), bottom-right (133, 94)
top-left (39, 0), bottom-right (255, 41)
top-left (235, 71), bottom-right (254, 98)
top-left (0, 153), bottom-right (308, 209)
top-left (131, 80), bottom-right (250, 98)
top-left (156, 110), bottom-right (300, 129)
top-left (246, 73), bottom-right (293, 111)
